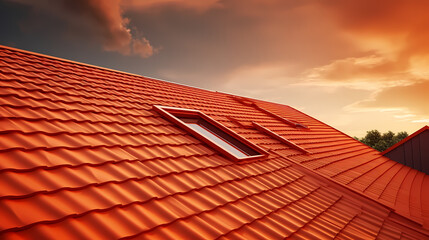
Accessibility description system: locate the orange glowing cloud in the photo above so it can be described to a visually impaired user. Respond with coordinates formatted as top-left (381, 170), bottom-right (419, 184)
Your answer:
top-left (313, 0), bottom-right (429, 84)
top-left (350, 81), bottom-right (429, 118)
top-left (302, 0), bottom-right (429, 123)
top-left (305, 55), bottom-right (411, 89)
top-left (322, 0), bottom-right (429, 37)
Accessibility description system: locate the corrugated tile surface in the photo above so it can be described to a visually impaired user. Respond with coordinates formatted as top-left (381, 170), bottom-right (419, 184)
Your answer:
top-left (0, 45), bottom-right (428, 239)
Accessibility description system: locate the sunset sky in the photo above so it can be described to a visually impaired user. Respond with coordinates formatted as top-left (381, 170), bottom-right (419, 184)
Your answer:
top-left (1, 0), bottom-right (428, 137)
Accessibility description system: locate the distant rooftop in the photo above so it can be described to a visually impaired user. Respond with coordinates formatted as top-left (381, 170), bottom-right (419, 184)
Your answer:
top-left (383, 125), bottom-right (429, 175)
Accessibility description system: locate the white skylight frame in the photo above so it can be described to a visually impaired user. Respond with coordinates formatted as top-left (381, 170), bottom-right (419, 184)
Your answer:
top-left (153, 105), bottom-right (268, 161)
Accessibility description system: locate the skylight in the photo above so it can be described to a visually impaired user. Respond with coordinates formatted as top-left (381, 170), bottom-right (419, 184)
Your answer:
top-left (153, 105), bottom-right (267, 161)
top-left (184, 122), bottom-right (249, 158)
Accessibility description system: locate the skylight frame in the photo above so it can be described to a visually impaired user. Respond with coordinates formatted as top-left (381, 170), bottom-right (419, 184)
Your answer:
top-left (153, 105), bottom-right (268, 161)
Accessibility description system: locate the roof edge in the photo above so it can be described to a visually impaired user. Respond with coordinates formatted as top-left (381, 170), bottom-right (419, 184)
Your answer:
top-left (2, 45), bottom-right (321, 120)
top-left (381, 125), bottom-right (429, 155)
top-left (0, 44), bottom-right (220, 95)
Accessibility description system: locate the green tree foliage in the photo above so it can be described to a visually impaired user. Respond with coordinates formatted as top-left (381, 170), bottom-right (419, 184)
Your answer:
top-left (355, 130), bottom-right (408, 152)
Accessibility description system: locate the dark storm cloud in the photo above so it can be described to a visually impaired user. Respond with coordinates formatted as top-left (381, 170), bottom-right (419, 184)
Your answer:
top-left (7, 0), bottom-right (156, 57)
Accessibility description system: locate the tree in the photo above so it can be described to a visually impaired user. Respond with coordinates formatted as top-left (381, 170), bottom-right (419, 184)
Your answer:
top-left (395, 131), bottom-right (408, 143)
top-left (360, 130), bottom-right (381, 147)
top-left (356, 130), bottom-right (408, 152)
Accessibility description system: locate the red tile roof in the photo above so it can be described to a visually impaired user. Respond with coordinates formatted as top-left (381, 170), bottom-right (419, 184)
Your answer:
top-left (0, 45), bottom-right (429, 239)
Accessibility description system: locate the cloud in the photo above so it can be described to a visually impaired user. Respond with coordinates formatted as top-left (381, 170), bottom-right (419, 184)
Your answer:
top-left (347, 80), bottom-right (429, 119)
top-left (306, 1), bottom-right (429, 87)
top-left (121, 0), bottom-right (222, 13)
top-left (292, 0), bottom-right (429, 130)
top-left (320, 0), bottom-right (429, 38)
top-left (412, 119), bottom-right (429, 123)
top-left (307, 55), bottom-right (392, 82)
top-left (132, 0), bottom-right (359, 89)
top-left (8, 0), bottom-right (157, 58)
top-left (132, 37), bottom-right (160, 58)
top-left (304, 55), bottom-right (416, 90)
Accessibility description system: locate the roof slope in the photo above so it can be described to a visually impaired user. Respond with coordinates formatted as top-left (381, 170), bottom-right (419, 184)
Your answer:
top-left (382, 126), bottom-right (429, 175)
top-left (0, 45), bottom-right (428, 239)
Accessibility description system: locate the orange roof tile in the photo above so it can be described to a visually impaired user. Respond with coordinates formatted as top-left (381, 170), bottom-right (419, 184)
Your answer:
top-left (0, 45), bottom-right (429, 239)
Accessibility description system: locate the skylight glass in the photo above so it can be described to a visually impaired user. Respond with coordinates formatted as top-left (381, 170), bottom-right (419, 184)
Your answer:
top-left (185, 122), bottom-right (249, 158)
top-left (153, 105), bottom-right (268, 161)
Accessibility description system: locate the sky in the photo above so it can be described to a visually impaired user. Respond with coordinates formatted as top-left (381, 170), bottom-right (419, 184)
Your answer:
top-left (1, 0), bottom-right (428, 137)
